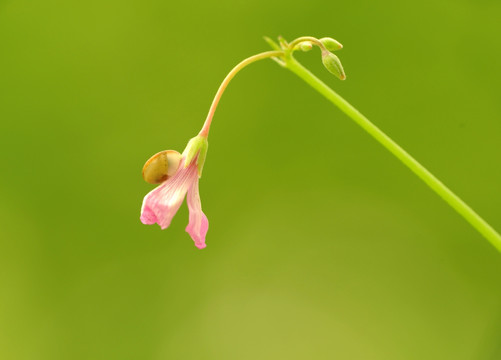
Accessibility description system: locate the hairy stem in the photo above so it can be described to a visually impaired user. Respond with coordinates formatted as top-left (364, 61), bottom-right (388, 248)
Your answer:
top-left (284, 56), bottom-right (501, 252)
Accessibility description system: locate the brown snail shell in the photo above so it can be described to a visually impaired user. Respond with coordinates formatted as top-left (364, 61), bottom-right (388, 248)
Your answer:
top-left (142, 150), bottom-right (182, 184)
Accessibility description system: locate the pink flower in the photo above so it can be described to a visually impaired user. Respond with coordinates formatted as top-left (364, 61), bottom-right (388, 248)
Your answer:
top-left (140, 137), bottom-right (209, 249)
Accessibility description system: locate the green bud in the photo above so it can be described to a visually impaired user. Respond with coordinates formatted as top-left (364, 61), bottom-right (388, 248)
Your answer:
top-left (320, 37), bottom-right (343, 51)
top-left (297, 41), bottom-right (313, 52)
top-left (321, 51), bottom-right (346, 80)
top-left (183, 135), bottom-right (209, 177)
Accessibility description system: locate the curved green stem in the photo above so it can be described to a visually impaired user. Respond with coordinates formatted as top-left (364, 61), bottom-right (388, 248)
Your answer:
top-left (284, 55), bottom-right (501, 252)
top-left (199, 50), bottom-right (284, 137)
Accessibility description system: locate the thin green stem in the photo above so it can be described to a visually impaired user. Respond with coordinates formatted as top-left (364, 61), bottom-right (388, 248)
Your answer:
top-left (284, 56), bottom-right (501, 252)
top-left (199, 50), bottom-right (284, 137)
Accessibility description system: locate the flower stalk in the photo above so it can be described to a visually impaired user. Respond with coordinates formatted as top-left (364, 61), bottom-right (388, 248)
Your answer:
top-left (198, 50), bottom-right (284, 138)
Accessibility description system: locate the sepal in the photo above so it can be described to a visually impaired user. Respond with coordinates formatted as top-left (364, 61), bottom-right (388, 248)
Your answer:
top-left (183, 135), bottom-right (209, 177)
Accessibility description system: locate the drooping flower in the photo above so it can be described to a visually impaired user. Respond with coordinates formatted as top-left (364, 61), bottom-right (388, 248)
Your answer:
top-left (139, 35), bottom-right (350, 251)
top-left (140, 136), bottom-right (209, 249)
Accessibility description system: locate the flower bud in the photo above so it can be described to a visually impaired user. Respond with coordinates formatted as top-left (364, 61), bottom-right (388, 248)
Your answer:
top-left (297, 41), bottom-right (313, 52)
top-left (321, 51), bottom-right (346, 80)
top-left (183, 135), bottom-right (209, 177)
top-left (320, 37), bottom-right (343, 51)
top-left (142, 150), bottom-right (182, 184)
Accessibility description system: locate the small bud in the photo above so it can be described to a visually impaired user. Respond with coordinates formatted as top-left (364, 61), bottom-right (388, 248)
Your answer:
top-left (142, 150), bottom-right (182, 184)
top-left (297, 41), bottom-right (313, 52)
top-left (320, 37), bottom-right (343, 51)
top-left (321, 51), bottom-right (346, 80)
top-left (183, 135), bottom-right (209, 177)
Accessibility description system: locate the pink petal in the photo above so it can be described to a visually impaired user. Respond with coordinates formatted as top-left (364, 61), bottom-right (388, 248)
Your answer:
top-left (185, 177), bottom-right (209, 249)
top-left (140, 205), bottom-right (158, 225)
top-left (140, 159), bottom-right (198, 230)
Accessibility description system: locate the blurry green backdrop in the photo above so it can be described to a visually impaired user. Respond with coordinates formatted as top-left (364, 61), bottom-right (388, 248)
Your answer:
top-left (1, 0), bottom-right (501, 359)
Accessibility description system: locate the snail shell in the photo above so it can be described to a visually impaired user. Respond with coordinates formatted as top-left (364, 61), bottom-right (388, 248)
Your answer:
top-left (142, 150), bottom-right (182, 184)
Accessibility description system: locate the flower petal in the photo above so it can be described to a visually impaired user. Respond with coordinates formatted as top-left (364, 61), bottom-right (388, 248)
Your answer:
top-left (185, 178), bottom-right (209, 249)
top-left (140, 183), bottom-right (184, 229)
top-left (140, 204), bottom-right (158, 225)
top-left (140, 159), bottom-right (198, 230)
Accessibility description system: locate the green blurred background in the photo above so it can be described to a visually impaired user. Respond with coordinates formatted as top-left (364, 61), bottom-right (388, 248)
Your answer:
top-left (1, 0), bottom-right (501, 358)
